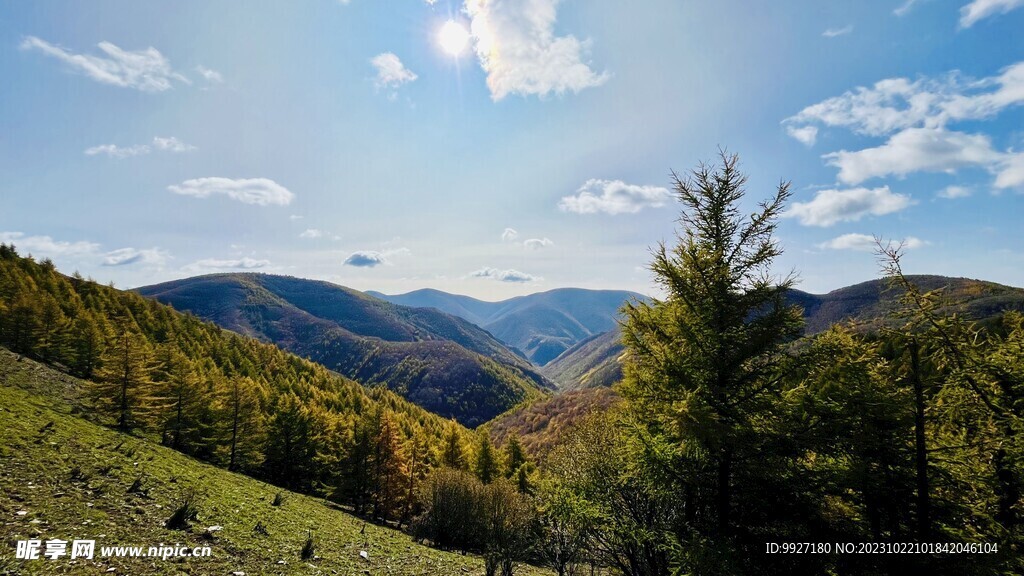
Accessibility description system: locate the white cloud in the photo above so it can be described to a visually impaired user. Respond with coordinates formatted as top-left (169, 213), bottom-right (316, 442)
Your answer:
top-left (19, 36), bottom-right (188, 92)
top-left (344, 251), bottom-right (387, 268)
top-left (195, 65), bottom-right (223, 83)
top-left (0, 232), bottom-right (99, 257)
top-left (559, 179), bottom-right (672, 215)
top-left (300, 229), bottom-right (324, 239)
top-left (152, 136), bottom-right (196, 152)
top-left (822, 25), bottom-right (853, 37)
top-left (818, 233), bottom-right (926, 252)
top-left (501, 228), bottom-right (519, 242)
top-left (85, 143), bottom-right (151, 159)
top-left (938, 185), bottom-right (973, 198)
top-left (464, 0), bottom-right (608, 100)
top-left (784, 61), bottom-right (1024, 139)
top-left (289, 214), bottom-right (304, 221)
top-left (0, 231), bottom-right (171, 267)
top-left (825, 128), bottom-right (1003, 184)
top-left (523, 237), bottom-right (554, 249)
top-left (786, 186), bottom-right (915, 227)
top-left (996, 152), bottom-right (1024, 189)
top-left (101, 247), bottom-right (168, 266)
top-left (371, 52), bottom-right (417, 89)
top-left (893, 0), bottom-right (921, 16)
top-left (85, 136), bottom-right (194, 159)
top-left (960, 0), bottom-right (1024, 27)
top-left (786, 125), bottom-right (818, 146)
top-left (343, 247), bottom-right (409, 268)
top-left (168, 177), bottom-right (294, 206)
top-left (186, 257), bottom-right (270, 271)
top-left (469, 267), bottom-right (539, 283)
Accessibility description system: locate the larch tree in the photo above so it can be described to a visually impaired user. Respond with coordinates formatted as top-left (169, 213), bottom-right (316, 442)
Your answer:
top-left (95, 317), bottom-right (157, 432)
top-left (620, 152), bottom-right (803, 541)
top-left (475, 433), bottom-right (500, 485)
top-left (221, 375), bottom-right (264, 471)
top-left (441, 421), bottom-right (467, 470)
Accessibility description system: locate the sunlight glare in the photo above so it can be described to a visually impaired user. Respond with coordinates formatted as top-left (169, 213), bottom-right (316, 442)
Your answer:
top-left (438, 20), bottom-right (470, 57)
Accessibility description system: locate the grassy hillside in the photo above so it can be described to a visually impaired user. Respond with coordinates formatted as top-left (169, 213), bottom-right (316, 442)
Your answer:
top-left (542, 276), bottom-right (1024, 390)
top-left (139, 274), bottom-right (551, 426)
top-left (0, 249), bottom-right (480, 517)
top-left (0, 351), bottom-right (546, 575)
top-left (370, 288), bottom-right (644, 366)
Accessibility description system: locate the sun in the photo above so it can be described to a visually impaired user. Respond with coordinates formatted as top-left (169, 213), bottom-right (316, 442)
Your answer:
top-left (438, 20), bottom-right (470, 56)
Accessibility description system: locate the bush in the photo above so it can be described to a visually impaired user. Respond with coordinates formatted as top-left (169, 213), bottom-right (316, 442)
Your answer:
top-left (300, 530), bottom-right (315, 560)
top-left (166, 489), bottom-right (199, 529)
top-left (413, 468), bottom-right (484, 551)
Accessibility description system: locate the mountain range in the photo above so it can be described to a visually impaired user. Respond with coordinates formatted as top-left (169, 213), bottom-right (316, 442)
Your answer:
top-left (367, 287), bottom-right (644, 365)
top-left (139, 274), bottom-right (1024, 426)
top-left (138, 274), bottom-right (552, 426)
top-left (540, 275), bottom-right (1024, 391)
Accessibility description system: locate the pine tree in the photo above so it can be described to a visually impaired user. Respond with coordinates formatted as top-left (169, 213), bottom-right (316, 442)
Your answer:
top-left (341, 410), bottom-right (377, 514)
top-left (441, 421), bottom-right (467, 469)
top-left (67, 310), bottom-right (105, 378)
top-left (475, 433), bottom-right (500, 485)
top-left (263, 392), bottom-right (319, 490)
top-left (222, 376), bottom-right (264, 471)
top-left (620, 152), bottom-right (803, 544)
top-left (503, 433), bottom-right (527, 478)
top-left (372, 412), bottom-right (409, 521)
top-left (36, 294), bottom-right (68, 362)
top-left (404, 434), bottom-right (433, 525)
top-left (95, 318), bottom-right (157, 432)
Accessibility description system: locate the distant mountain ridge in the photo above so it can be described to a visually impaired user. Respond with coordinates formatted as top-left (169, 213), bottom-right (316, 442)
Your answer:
top-left (367, 287), bottom-right (646, 365)
top-left (138, 274), bottom-right (552, 426)
top-left (542, 275), bottom-right (1024, 391)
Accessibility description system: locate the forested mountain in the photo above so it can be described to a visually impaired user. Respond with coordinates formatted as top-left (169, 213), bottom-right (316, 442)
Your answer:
top-left (0, 246), bottom-right (475, 516)
top-left (368, 287), bottom-right (644, 365)
top-left (540, 329), bottom-right (624, 391)
top-left (139, 274), bottom-right (551, 426)
top-left (0, 355), bottom-right (546, 575)
top-left (543, 275), bottom-right (1024, 390)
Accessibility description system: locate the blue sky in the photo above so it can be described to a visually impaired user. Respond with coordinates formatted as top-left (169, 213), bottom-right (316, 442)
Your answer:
top-left (2, 0), bottom-right (1023, 299)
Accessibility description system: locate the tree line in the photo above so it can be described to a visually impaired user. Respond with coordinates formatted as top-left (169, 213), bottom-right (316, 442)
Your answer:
top-left (520, 154), bottom-right (1024, 575)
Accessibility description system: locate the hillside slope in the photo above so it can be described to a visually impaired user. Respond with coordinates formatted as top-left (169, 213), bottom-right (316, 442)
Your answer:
top-left (369, 287), bottom-right (645, 366)
top-left (0, 352), bottom-right (544, 575)
top-left (541, 330), bottom-right (625, 392)
top-left (139, 274), bottom-right (551, 426)
top-left (544, 276), bottom-right (1024, 390)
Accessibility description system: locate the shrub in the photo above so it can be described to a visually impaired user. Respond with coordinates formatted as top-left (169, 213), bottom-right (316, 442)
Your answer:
top-left (166, 489), bottom-right (199, 529)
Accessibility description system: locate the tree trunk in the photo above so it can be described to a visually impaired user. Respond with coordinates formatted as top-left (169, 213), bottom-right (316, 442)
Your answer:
top-left (908, 339), bottom-right (930, 540)
top-left (717, 449), bottom-right (732, 535)
top-left (229, 393), bottom-right (240, 471)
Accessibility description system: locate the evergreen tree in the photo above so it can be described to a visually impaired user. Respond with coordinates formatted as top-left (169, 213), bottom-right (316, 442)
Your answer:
top-left (503, 433), bottom-right (527, 478)
top-left (619, 153), bottom-right (803, 563)
top-left (404, 434), bottom-right (433, 525)
top-left (372, 412), bottom-right (410, 521)
top-left (36, 294), bottom-right (68, 362)
top-left (475, 433), bottom-right (500, 485)
top-left (95, 318), bottom-right (157, 431)
top-left (222, 376), bottom-right (264, 471)
top-left (67, 310), bottom-right (105, 378)
top-left (341, 410), bottom-right (377, 514)
top-left (263, 392), bottom-right (319, 490)
top-left (441, 421), bottom-right (467, 469)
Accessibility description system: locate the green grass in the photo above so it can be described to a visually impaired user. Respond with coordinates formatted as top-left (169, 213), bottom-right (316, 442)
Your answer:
top-left (0, 352), bottom-right (548, 575)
